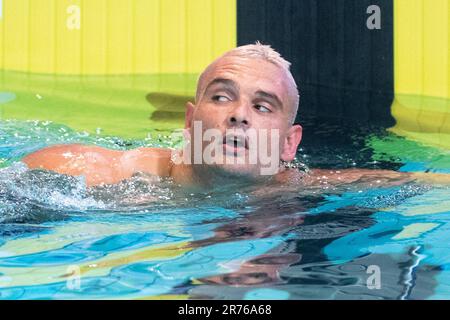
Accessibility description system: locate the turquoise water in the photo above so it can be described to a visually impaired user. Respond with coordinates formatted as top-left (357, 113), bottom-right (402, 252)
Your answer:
top-left (1, 116), bottom-right (450, 300)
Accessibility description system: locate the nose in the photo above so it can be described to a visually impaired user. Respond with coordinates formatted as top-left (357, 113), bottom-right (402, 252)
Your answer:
top-left (227, 104), bottom-right (250, 128)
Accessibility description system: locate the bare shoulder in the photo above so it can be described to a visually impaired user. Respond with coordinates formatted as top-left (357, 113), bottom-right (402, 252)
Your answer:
top-left (23, 144), bottom-right (121, 169)
top-left (134, 147), bottom-right (173, 158)
top-left (121, 147), bottom-right (174, 177)
top-left (22, 144), bottom-right (174, 186)
top-left (23, 143), bottom-right (84, 161)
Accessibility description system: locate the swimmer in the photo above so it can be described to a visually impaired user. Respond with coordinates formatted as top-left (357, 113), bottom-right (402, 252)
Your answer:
top-left (22, 43), bottom-right (450, 190)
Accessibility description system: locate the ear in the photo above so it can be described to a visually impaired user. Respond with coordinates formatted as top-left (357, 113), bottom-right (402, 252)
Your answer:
top-left (281, 124), bottom-right (302, 162)
top-left (185, 102), bottom-right (195, 129)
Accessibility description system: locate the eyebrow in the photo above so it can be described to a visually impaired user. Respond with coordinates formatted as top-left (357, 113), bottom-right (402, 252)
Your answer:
top-left (255, 90), bottom-right (283, 110)
top-left (203, 78), bottom-right (239, 96)
top-left (202, 78), bottom-right (284, 110)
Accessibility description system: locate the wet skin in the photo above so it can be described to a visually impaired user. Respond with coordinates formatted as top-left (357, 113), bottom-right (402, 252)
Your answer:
top-left (15, 52), bottom-right (450, 302)
top-left (22, 56), bottom-right (450, 189)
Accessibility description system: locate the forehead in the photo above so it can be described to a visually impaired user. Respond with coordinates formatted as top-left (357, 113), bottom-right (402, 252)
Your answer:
top-left (201, 56), bottom-right (292, 99)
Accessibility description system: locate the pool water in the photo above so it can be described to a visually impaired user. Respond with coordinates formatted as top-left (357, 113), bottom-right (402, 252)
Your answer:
top-left (1, 72), bottom-right (450, 300)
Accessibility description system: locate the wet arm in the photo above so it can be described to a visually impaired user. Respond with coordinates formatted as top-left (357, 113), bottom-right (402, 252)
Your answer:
top-left (22, 144), bottom-right (126, 186)
top-left (22, 144), bottom-right (172, 187)
top-left (310, 168), bottom-right (450, 187)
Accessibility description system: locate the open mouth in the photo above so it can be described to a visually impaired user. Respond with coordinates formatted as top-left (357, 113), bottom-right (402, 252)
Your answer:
top-left (223, 134), bottom-right (249, 155)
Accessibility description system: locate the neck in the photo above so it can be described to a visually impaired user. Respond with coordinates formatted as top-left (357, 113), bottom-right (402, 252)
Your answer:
top-left (170, 162), bottom-right (276, 193)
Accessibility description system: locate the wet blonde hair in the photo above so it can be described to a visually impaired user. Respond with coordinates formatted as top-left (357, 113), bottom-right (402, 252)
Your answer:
top-left (225, 41), bottom-right (292, 70)
top-left (196, 42), bottom-right (300, 124)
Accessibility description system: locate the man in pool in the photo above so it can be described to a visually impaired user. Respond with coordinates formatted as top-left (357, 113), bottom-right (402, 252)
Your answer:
top-left (22, 43), bottom-right (450, 190)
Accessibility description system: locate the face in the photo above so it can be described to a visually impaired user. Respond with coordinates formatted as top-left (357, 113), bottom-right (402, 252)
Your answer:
top-left (184, 56), bottom-right (302, 180)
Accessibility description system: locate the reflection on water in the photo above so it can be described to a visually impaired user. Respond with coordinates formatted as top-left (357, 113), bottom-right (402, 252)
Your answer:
top-left (0, 115), bottom-right (450, 299)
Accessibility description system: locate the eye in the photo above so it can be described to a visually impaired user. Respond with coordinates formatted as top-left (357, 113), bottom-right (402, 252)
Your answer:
top-left (254, 104), bottom-right (272, 113)
top-left (212, 95), bottom-right (231, 103)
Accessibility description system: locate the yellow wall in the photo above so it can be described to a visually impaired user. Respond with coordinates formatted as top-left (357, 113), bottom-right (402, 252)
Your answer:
top-left (395, 0), bottom-right (450, 98)
top-left (392, 0), bottom-right (450, 148)
top-left (0, 0), bottom-right (236, 75)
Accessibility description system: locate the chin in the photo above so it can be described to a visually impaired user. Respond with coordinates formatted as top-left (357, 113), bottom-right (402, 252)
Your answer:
top-left (212, 163), bottom-right (267, 181)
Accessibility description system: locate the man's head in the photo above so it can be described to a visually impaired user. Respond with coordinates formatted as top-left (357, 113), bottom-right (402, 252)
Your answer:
top-left (183, 42), bottom-right (302, 181)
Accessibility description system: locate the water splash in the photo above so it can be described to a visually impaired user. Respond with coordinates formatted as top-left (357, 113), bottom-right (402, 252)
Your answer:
top-left (0, 163), bottom-right (105, 223)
